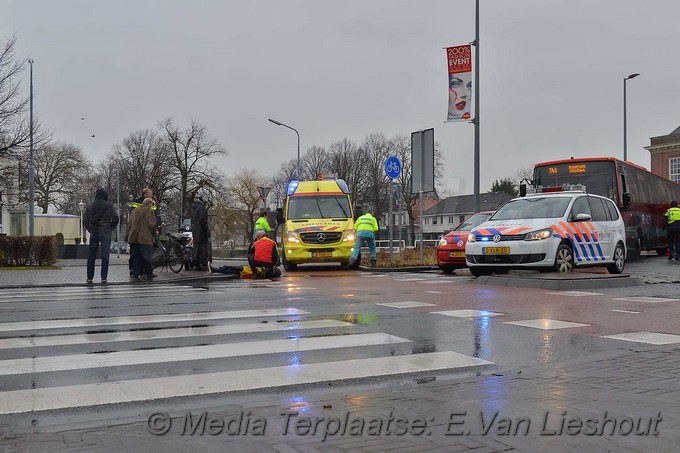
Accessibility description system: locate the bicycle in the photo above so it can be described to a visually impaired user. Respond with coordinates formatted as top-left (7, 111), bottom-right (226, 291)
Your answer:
top-left (152, 231), bottom-right (185, 273)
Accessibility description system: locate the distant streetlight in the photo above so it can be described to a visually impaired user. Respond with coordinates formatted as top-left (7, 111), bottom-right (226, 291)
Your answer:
top-left (268, 118), bottom-right (300, 180)
top-left (623, 73), bottom-right (640, 162)
top-left (78, 201), bottom-right (85, 243)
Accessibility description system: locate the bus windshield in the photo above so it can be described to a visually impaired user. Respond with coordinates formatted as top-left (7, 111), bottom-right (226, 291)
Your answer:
top-left (534, 161), bottom-right (618, 200)
top-left (287, 195), bottom-right (352, 220)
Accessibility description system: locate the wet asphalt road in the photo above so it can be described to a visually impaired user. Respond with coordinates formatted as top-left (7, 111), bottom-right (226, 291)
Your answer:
top-left (1, 253), bottom-right (679, 432)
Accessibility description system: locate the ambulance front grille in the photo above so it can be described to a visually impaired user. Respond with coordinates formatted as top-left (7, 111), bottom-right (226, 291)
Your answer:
top-left (300, 232), bottom-right (342, 244)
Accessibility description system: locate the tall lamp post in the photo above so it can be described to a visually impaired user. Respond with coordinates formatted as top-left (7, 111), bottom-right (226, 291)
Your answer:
top-left (28, 59), bottom-right (35, 236)
top-left (268, 118), bottom-right (300, 180)
top-left (78, 201), bottom-right (85, 244)
top-left (623, 73), bottom-right (640, 162)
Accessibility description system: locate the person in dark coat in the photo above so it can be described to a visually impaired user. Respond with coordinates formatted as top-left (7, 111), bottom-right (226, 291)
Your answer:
top-left (83, 188), bottom-right (119, 283)
top-left (191, 190), bottom-right (210, 271)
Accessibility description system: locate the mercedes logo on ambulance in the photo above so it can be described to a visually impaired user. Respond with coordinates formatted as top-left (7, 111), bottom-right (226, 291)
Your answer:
top-left (316, 232), bottom-right (326, 243)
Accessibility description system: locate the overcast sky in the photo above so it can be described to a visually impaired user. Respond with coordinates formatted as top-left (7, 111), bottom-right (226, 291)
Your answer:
top-left (3, 0), bottom-right (679, 195)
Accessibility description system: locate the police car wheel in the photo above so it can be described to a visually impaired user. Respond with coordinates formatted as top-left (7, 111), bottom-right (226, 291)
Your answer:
top-left (607, 243), bottom-right (626, 274)
top-left (469, 267), bottom-right (494, 277)
top-left (553, 244), bottom-right (574, 273)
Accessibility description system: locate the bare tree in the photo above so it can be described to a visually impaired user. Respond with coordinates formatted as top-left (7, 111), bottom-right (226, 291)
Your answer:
top-left (224, 168), bottom-right (269, 240)
top-left (302, 145), bottom-right (329, 180)
top-left (0, 35), bottom-right (29, 158)
top-left (327, 138), bottom-right (364, 205)
top-left (159, 118), bottom-right (227, 222)
top-left (16, 142), bottom-right (91, 213)
top-left (271, 159), bottom-right (297, 208)
top-left (359, 133), bottom-right (390, 233)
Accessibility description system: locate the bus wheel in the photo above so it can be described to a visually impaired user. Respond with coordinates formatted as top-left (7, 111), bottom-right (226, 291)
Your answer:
top-left (607, 243), bottom-right (626, 274)
top-left (553, 244), bottom-right (574, 273)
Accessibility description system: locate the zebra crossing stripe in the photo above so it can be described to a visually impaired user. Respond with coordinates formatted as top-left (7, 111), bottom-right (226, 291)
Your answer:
top-left (0, 308), bottom-right (309, 333)
top-left (0, 333), bottom-right (410, 376)
top-left (0, 285), bottom-right (202, 298)
top-left (0, 351), bottom-right (493, 414)
top-left (0, 320), bottom-right (353, 350)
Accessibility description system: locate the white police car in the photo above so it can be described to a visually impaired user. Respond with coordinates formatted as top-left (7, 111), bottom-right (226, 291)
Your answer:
top-left (465, 187), bottom-right (626, 276)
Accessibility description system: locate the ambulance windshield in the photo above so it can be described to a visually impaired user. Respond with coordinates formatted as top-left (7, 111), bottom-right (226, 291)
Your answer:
top-left (287, 195), bottom-right (352, 220)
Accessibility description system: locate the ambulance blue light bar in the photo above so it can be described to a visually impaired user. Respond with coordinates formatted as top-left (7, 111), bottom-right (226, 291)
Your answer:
top-left (287, 181), bottom-right (300, 196)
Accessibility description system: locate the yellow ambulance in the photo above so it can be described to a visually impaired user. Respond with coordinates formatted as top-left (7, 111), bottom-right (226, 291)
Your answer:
top-left (281, 178), bottom-right (357, 270)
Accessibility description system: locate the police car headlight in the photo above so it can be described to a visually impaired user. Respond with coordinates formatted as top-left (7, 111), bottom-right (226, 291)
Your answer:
top-left (438, 237), bottom-right (448, 246)
top-left (343, 230), bottom-right (356, 242)
top-left (286, 232), bottom-right (300, 243)
top-left (467, 233), bottom-right (476, 243)
top-left (524, 228), bottom-right (553, 241)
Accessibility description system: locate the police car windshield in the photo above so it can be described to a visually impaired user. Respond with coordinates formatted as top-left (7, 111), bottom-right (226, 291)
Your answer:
top-left (491, 197), bottom-right (571, 220)
top-left (288, 196), bottom-right (352, 220)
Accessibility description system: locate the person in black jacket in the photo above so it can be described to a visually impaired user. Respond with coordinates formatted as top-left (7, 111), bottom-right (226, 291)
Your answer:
top-left (84, 188), bottom-right (119, 283)
top-left (191, 189), bottom-right (210, 271)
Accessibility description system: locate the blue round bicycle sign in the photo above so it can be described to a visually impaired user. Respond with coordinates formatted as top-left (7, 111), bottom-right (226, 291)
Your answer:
top-left (385, 156), bottom-right (401, 179)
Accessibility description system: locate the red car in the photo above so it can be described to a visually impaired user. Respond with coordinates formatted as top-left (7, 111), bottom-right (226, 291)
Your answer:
top-left (436, 211), bottom-right (494, 274)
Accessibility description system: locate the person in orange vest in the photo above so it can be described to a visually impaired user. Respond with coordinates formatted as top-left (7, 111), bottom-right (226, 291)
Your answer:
top-left (247, 230), bottom-right (281, 278)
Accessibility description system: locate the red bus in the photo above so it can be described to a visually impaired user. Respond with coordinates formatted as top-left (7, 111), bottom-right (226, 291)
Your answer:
top-left (530, 157), bottom-right (680, 259)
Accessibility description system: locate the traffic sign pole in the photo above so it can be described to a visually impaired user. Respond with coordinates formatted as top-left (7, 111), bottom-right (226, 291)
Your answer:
top-left (389, 179), bottom-right (394, 267)
top-left (384, 156), bottom-right (402, 267)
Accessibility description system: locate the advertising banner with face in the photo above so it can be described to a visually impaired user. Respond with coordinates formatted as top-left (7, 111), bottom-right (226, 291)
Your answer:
top-left (446, 45), bottom-right (473, 122)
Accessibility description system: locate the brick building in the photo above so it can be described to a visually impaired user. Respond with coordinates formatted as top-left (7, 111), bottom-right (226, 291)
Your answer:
top-left (645, 125), bottom-right (680, 182)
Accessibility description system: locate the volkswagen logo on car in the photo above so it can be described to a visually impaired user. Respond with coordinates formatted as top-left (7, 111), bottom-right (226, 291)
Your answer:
top-left (493, 234), bottom-right (501, 243)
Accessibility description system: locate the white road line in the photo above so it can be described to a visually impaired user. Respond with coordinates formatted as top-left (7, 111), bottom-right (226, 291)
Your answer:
top-left (0, 290), bottom-right (210, 304)
top-left (0, 285), bottom-right (201, 298)
top-left (392, 278), bottom-right (426, 282)
top-left (431, 310), bottom-right (503, 318)
top-left (0, 333), bottom-right (411, 376)
top-left (0, 351), bottom-right (493, 414)
top-left (601, 332), bottom-right (680, 345)
top-left (425, 290), bottom-right (442, 294)
top-left (504, 319), bottom-right (590, 330)
top-left (613, 296), bottom-right (678, 303)
top-left (544, 291), bottom-right (604, 297)
top-left (376, 301), bottom-right (436, 309)
top-left (0, 308), bottom-right (309, 333)
top-left (610, 309), bottom-right (640, 314)
top-left (0, 320), bottom-right (353, 350)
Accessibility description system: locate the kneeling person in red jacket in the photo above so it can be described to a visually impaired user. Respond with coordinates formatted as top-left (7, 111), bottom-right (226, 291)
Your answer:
top-left (247, 231), bottom-right (281, 279)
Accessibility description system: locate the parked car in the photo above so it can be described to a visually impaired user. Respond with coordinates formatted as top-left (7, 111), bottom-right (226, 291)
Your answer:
top-left (110, 241), bottom-right (128, 254)
top-left (436, 211), bottom-right (494, 274)
top-left (465, 189), bottom-right (626, 276)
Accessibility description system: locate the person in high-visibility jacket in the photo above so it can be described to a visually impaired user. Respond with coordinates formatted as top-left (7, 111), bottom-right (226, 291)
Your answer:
top-left (666, 200), bottom-right (680, 260)
top-left (350, 211), bottom-right (379, 267)
top-left (254, 210), bottom-right (272, 239)
top-left (247, 230), bottom-right (281, 278)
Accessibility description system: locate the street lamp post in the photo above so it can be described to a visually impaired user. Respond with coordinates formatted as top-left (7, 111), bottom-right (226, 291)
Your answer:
top-left (28, 59), bottom-right (35, 236)
top-left (268, 118), bottom-right (300, 180)
top-left (623, 73), bottom-right (640, 162)
top-left (78, 201), bottom-right (85, 244)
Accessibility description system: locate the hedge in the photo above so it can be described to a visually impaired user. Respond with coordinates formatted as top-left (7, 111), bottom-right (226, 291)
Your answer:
top-left (0, 236), bottom-right (58, 267)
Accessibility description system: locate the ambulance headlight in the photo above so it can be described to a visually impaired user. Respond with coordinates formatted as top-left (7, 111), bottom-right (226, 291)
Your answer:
top-left (343, 230), bottom-right (356, 242)
top-left (286, 232), bottom-right (300, 243)
top-left (467, 233), bottom-right (476, 242)
top-left (524, 228), bottom-right (553, 241)
top-left (438, 237), bottom-right (448, 246)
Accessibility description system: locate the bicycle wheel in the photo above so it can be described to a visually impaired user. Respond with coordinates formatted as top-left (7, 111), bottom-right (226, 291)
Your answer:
top-left (167, 241), bottom-right (184, 273)
top-left (152, 245), bottom-right (164, 270)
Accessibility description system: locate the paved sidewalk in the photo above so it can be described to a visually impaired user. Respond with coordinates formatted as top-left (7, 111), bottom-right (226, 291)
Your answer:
top-left (2, 345), bottom-right (678, 452)
top-left (0, 257), bottom-right (245, 288)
